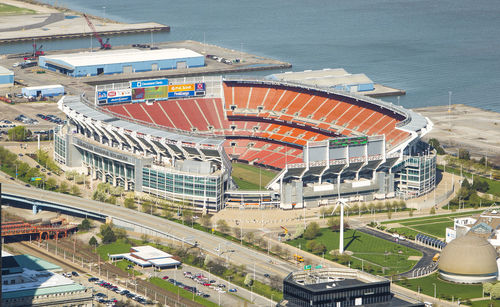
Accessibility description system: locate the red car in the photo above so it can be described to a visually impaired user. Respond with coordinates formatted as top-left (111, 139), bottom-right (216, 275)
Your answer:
top-left (203, 283), bottom-right (211, 286)
top-left (162, 276), bottom-right (169, 280)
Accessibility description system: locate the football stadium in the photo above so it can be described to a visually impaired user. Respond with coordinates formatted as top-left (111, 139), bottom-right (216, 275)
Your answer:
top-left (54, 76), bottom-right (435, 212)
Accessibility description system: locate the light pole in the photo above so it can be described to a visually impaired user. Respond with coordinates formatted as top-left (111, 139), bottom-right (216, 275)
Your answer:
top-left (432, 282), bottom-right (436, 298)
top-left (102, 6), bottom-right (106, 20)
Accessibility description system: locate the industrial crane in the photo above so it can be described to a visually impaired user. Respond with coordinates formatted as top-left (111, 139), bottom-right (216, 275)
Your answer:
top-left (83, 14), bottom-right (111, 50)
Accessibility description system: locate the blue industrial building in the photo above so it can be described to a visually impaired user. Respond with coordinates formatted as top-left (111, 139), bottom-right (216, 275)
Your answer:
top-left (38, 48), bottom-right (205, 77)
top-left (22, 84), bottom-right (65, 97)
top-left (0, 65), bottom-right (14, 87)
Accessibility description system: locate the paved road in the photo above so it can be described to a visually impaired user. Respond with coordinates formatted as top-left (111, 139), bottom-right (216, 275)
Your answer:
top-left (2, 13), bottom-right (65, 32)
top-left (359, 227), bottom-right (438, 278)
top-left (1, 183), bottom-right (293, 299)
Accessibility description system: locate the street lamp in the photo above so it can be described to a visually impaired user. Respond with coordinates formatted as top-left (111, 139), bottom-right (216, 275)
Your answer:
top-left (102, 6), bottom-right (106, 20)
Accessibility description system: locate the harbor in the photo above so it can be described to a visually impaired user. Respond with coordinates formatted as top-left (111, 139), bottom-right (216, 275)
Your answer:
top-left (0, 0), bottom-right (169, 43)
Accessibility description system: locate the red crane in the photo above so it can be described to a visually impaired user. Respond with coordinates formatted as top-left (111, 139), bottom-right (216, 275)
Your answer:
top-left (83, 14), bottom-right (111, 50)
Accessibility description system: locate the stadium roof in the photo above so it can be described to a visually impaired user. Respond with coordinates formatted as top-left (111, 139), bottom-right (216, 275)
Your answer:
top-left (62, 95), bottom-right (224, 146)
top-left (41, 48), bottom-right (203, 68)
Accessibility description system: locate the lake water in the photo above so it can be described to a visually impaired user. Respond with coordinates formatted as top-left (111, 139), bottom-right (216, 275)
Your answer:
top-left (3, 0), bottom-right (500, 112)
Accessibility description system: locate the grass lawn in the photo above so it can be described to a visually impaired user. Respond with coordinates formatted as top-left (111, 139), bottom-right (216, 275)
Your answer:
top-left (96, 241), bottom-right (131, 261)
top-left (396, 273), bottom-right (482, 300)
top-left (400, 218), bottom-right (452, 226)
top-left (471, 299), bottom-right (500, 307)
top-left (409, 221), bottom-right (454, 238)
top-left (114, 259), bottom-right (142, 276)
top-left (0, 3), bottom-right (35, 15)
top-left (390, 227), bottom-right (434, 240)
top-left (381, 210), bottom-right (483, 225)
top-left (287, 228), bottom-right (421, 276)
top-left (149, 277), bottom-right (219, 307)
top-left (231, 162), bottom-right (277, 190)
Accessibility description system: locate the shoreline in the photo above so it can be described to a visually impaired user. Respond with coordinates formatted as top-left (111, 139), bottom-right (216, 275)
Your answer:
top-left (414, 103), bottom-right (500, 165)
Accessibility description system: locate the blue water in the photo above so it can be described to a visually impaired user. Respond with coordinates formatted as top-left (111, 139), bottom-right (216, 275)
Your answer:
top-left (2, 0), bottom-right (500, 112)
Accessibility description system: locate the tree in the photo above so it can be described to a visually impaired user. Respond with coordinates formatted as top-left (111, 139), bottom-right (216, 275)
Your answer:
top-left (428, 138), bottom-right (445, 155)
top-left (472, 179), bottom-right (489, 193)
top-left (8, 126), bottom-right (31, 141)
top-left (45, 177), bottom-right (57, 190)
top-left (114, 228), bottom-right (128, 241)
top-left (387, 210), bottom-right (392, 219)
top-left (233, 227), bottom-right (243, 240)
top-left (141, 200), bottom-right (152, 213)
top-left (269, 275), bottom-right (281, 291)
top-left (182, 210), bottom-right (194, 224)
top-left (327, 217), bottom-right (340, 230)
top-left (141, 234), bottom-right (150, 243)
top-left (303, 222), bottom-right (320, 240)
top-left (100, 225), bottom-right (116, 244)
top-left (70, 184), bottom-right (81, 196)
top-left (483, 282), bottom-right (493, 295)
top-left (491, 283), bottom-right (500, 299)
top-left (306, 240), bottom-right (317, 251)
top-left (409, 209), bottom-right (414, 217)
top-left (430, 207), bottom-right (436, 215)
top-left (216, 219), bottom-right (230, 233)
top-left (89, 236), bottom-right (98, 247)
top-left (79, 218), bottom-right (91, 231)
top-left (124, 198), bottom-right (136, 210)
top-left (244, 231), bottom-right (255, 244)
top-left (459, 149), bottom-right (470, 160)
top-left (106, 196), bottom-right (117, 205)
top-left (244, 273), bottom-right (253, 287)
top-left (59, 181), bottom-right (69, 194)
top-left (293, 225), bottom-right (304, 239)
top-left (312, 242), bottom-right (326, 254)
top-left (200, 215), bottom-right (212, 228)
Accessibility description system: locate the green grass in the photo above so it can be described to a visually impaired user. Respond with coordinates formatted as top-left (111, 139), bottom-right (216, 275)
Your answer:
top-left (287, 228), bottom-right (421, 276)
top-left (396, 273), bottom-right (483, 300)
top-left (96, 240), bottom-right (131, 261)
top-left (149, 277), bottom-right (219, 307)
top-left (252, 280), bottom-right (283, 302)
top-left (471, 299), bottom-right (500, 307)
top-left (0, 3), bottom-right (35, 15)
top-left (400, 218), bottom-right (452, 226)
top-left (231, 162), bottom-right (277, 190)
top-left (114, 259), bottom-right (142, 276)
top-left (381, 210), bottom-right (483, 225)
top-left (410, 221), bottom-right (454, 238)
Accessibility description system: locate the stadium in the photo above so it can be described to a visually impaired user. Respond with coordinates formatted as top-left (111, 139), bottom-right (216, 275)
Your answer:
top-left (54, 75), bottom-right (435, 212)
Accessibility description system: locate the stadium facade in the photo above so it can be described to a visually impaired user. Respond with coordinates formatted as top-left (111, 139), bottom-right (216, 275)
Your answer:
top-left (54, 75), bottom-right (435, 212)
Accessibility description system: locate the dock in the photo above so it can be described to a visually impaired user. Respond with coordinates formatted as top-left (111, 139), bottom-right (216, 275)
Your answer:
top-left (0, 0), bottom-right (169, 43)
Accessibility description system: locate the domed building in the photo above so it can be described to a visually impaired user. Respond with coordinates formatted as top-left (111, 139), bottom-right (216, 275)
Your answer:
top-left (438, 234), bottom-right (498, 283)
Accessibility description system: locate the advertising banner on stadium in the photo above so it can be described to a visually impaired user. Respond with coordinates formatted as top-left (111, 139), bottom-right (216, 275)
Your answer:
top-left (130, 79), bottom-right (168, 89)
top-left (132, 86), bottom-right (169, 102)
top-left (168, 90), bottom-right (195, 98)
top-left (168, 84), bottom-right (195, 92)
top-left (97, 91), bottom-right (108, 100)
top-left (195, 82), bottom-right (206, 96)
top-left (106, 89), bottom-right (131, 104)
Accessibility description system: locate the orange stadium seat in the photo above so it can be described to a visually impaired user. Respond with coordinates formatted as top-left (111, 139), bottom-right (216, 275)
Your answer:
top-left (247, 86), bottom-right (269, 109)
top-left (233, 86), bottom-right (251, 109)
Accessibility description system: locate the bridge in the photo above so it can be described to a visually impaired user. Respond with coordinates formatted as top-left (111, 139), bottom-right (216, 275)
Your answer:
top-left (1, 220), bottom-right (77, 241)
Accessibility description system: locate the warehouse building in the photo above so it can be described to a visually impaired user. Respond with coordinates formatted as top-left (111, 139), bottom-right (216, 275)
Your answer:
top-left (38, 48), bottom-right (205, 77)
top-left (0, 65), bottom-right (14, 87)
top-left (22, 84), bottom-right (64, 98)
top-left (268, 68), bottom-right (375, 92)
